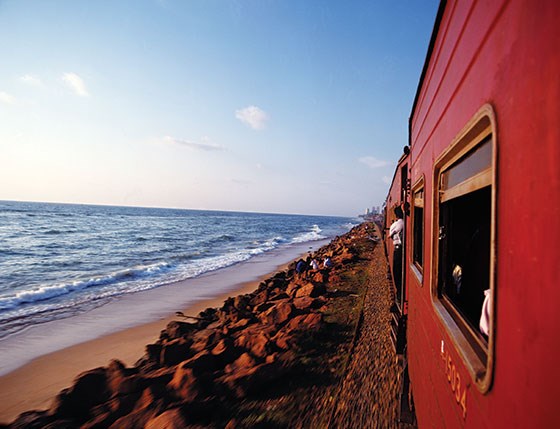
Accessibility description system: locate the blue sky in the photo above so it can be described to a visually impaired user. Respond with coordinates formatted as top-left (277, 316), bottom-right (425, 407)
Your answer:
top-left (0, 0), bottom-right (438, 217)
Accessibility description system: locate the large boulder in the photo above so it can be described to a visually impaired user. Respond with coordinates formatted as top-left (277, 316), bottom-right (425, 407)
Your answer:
top-left (49, 367), bottom-right (110, 422)
top-left (292, 296), bottom-right (325, 311)
top-left (160, 338), bottom-right (193, 366)
top-left (285, 313), bottom-right (324, 333)
top-left (234, 329), bottom-right (271, 359)
top-left (295, 282), bottom-right (326, 298)
top-left (160, 321), bottom-right (198, 342)
top-left (145, 409), bottom-right (187, 429)
top-left (258, 301), bottom-right (294, 326)
top-left (211, 338), bottom-right (240, 366)
top-left (190, 329), bottom-right (220, 354)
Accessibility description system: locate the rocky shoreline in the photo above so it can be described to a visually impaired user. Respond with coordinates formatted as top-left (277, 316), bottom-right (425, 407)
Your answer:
top-left (4, 222), bottom-right (400, 428)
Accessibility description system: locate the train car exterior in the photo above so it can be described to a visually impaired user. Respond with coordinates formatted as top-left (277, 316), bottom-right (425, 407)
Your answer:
top-left (386, 0), bottom-right (560, 427)
top-left (384, 151), bottom-right (410, 354)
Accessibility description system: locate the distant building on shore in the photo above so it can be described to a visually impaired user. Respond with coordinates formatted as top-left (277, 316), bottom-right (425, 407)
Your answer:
top-left (358, 205), bottom-right (380, 221)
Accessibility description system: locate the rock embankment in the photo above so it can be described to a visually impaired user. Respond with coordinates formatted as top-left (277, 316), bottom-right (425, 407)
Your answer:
top-left (5, 222), bottom-right (402, 428)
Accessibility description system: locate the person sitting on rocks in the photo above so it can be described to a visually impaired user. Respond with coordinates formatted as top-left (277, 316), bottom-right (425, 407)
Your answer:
top-left (323, 257), bottom-right (333, 268)
top-left (310, 258), bottom-right (319, 270)
top-left (296, 259), bottom-right (306, 274)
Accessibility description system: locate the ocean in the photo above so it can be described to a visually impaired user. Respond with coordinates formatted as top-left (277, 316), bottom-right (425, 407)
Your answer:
top-left (0, 200), bottom-right (355, 341)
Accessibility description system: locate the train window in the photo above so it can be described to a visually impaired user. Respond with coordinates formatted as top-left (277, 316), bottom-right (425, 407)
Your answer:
top-left (412, 181), bottom-right (424, 273)
top-left (433, 107), bottom-right (496, 393)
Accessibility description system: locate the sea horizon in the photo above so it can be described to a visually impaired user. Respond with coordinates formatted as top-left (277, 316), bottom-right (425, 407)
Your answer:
top-left (0, 199), bottom-right (353, 219)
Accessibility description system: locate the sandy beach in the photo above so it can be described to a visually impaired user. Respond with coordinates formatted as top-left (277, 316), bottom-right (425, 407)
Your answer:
top-left (0, 240), bottom-right (325, 424)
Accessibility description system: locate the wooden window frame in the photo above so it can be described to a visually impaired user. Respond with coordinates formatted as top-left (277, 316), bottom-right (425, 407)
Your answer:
top-left (431, 104), bottom-right (497, 393)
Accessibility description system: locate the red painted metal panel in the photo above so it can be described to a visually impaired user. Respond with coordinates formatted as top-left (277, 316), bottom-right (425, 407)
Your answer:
top-left (403, 0), bottom-right (560, 427)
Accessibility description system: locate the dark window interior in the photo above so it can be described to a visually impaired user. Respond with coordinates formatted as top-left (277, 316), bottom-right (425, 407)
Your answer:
top-left (438, 186), bottom-right (490, 341)
top-left (413, 198), bottom-right (423, 268)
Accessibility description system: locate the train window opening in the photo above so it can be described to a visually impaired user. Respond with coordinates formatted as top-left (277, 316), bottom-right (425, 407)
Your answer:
top-left (438, 185), bottom-right (491, 350)
top-left (433, 108), bottom-right (495, 392)
top-left (412, 185), bottom-right (424, 271)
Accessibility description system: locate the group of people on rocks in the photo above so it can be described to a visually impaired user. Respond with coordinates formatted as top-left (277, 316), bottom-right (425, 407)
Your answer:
top-left (295, 255), bottom-right (333, 275)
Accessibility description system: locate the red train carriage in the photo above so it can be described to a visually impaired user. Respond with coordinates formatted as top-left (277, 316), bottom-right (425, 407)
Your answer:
top-left (385, 0), bottom-right (560, 427)
top-left (383, 150), bottom-right (410, 354)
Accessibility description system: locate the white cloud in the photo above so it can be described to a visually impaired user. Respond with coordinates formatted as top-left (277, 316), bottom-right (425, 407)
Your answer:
top-left (164, 136), bottom-right (225, 151)
top-left (19, 74), bottom-right (43, 87)
top-left (0, 91), bottom-right (16, 104)
top-left (235, 105), bottom-right (268, 130)
top-left (359, 156), bottom-right (391, 169)
top-left (62, 72), bottom-right (89, 97)
top-left (382, 176), bottom-right (392, 184)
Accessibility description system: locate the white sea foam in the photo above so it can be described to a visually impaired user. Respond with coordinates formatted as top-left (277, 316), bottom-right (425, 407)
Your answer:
top-left (0, 262), bottom-right (172, 311)
top-left (0, 224), bottom-right (336, 316)
top-left (291, 224), bottom-right (325, 243)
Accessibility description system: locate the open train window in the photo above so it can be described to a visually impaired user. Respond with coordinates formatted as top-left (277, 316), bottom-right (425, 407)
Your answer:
top-left (433, 106), bottom-right (496, 393)
top-left (412, 180), bottom-right (424, 276)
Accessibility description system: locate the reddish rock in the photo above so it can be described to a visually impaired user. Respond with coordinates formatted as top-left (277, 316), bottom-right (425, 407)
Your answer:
top-left (259, 301), bottom-right (294, 325)
top-left (337, 247), bottom-right (356, 264)
top-left (225, 352), bottom-right (258, 374)
top-left (114, 374), bottom-right (147, 396)
top-left (233, 295), bottom-right (250, 311)
top-left (254, 302), bottom-right (274, 314)
top-left (133, 384), bottom-right (167, 412)
top-left (109, 408), bottom-right (156, 429)
top-left (106, 360), bottom-right (129, 393)
top-left (167, 367), bottom-right (199, 402)
top-left (295, 282), bottom-right (326, 298)
top-left (81, 409), bottom-right (116, 429)
top-left (181, 350), bottom-right (222, 375)
top-left (311, 270), bottom-right (327, 283)
top-left (167, 352), bottom-right (221, 401)
top-left (107, 392), bottom-right (141, 416)
top-left (293, 296), bottom-right (326, 311)
top-left (229, 317), bottom-right (252, 331)
top-left (160, 320), bottom-right (197, 342)
top-left (168, 365), bottom-right (216, 403)
top-left (286, 281), bottom-right (301, 297)
top-left (145, 409), bottom-right (187, 429)
top-left (221, 361), bottom-right (287, 398)
top-left (160, 338), bottom-right (193, 366)
top-left (269, 291), bottom-right (290, 301)
top-left (6, 411), bottom-right (52, 429)
top-left (143, 367), bottom-right (175, 387)
top-left (235, 329), bottom-right (271, 359)
top-left (250, 289), bottom-right (269, 306)
top-left (274, 332), bottom-right (294, 350)
top-left (145, 343), bottom-right (163, 362)
top-left (190, 329), bottom-right (220, 353)
top-left (265, 353), bottom-right (278, 364)
top-left (285, 313), bottom-right (323, 332)
top-left (211, 338), bottom-right (240, 365)
top-left (50, 367), bottom-right (110, 422)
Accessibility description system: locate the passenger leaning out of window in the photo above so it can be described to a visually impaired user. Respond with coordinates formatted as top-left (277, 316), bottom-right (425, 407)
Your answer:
top-left (390, 206), bottom-right (404, 288)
